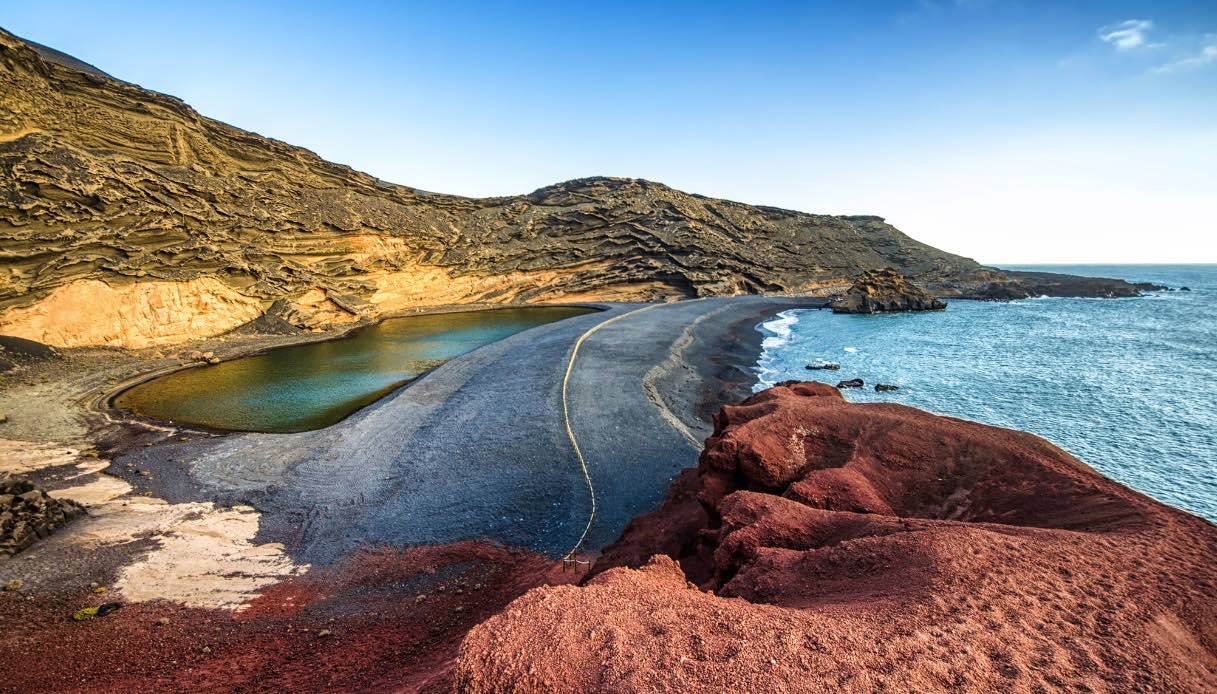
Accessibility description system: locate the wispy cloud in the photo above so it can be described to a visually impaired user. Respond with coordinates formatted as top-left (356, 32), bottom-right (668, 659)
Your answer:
top-left (1099, 19), bottom-right (1158, 50)
top-left (1152, 41), bottom-right (1217, 74)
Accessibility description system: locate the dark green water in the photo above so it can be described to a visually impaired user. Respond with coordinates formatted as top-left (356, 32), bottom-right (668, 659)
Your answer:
top-left (115, 307), bottom-right (595, 433)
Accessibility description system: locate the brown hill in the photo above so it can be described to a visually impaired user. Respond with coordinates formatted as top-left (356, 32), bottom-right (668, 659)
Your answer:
top-left (0, 29), bottom-right (1148, 347)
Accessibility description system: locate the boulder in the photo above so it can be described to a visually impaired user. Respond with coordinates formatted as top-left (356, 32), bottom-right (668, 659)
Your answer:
top-left (829, 268), bottom-right (947, 314)
top-left (875, 383), bottom-right (899, 392)
top-left (804, 361), bottom-right (840, 371)
top-left (0, 478), bottom-right (86, 557)
top-left (835, 378), bottom-right (864, 389)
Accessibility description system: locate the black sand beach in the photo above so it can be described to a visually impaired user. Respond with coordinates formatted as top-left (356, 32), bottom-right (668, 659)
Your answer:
top-left (1, 296), bottom-right (823, 598)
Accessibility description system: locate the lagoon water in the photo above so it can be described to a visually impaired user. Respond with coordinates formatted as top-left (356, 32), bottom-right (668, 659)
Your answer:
top-left (754, 265), bottom-right (1217, 523)
top-left (116, 306), bottom-right (594, 433)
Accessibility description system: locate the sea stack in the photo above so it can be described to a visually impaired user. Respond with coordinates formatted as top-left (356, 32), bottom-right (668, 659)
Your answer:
top-left (830, 268), bottom-right (947, 314)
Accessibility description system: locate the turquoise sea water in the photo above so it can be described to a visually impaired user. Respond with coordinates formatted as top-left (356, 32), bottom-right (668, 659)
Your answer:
top-left (754, 265), bottom-right (1217, 523)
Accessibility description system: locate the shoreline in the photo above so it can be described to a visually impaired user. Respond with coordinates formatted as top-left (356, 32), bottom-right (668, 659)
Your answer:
top-left (1, 295), bottom-right (821, 582)
top-left (5, 293), bottom-right (1215, 690)
top-left (0, 295), bottom-right (830, 689)
top-left (92, 301), bottom-right (610, 436)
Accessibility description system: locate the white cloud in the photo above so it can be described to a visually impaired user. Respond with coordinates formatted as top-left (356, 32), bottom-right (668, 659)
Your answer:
top-left (1152, 42), bottom-right (1217, 74)
top-left (1099, 19), bottom-right (1157, 50)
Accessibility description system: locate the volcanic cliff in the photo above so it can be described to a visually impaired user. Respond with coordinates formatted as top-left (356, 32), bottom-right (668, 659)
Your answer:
top-left (0, 29), bottom-right (1148, 348)
top-left (454, 382), bottom-right (1217, 691)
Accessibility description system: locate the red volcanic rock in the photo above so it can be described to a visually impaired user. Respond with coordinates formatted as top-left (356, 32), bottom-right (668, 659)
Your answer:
top-left (0, 541), bottom-right (580, 692)
top-left (455, 382), bottom-right (1217, 692)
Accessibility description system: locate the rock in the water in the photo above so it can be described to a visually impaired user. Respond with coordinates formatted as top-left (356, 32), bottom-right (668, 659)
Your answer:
top-left (836, 378), bottom-right (864, 389)
top-left (830, 268), bottom-right (947, 314)
top-left (805, 361), bottom-right (840, 371)
top-left (875, 383), bottom-right (899, 392)
top-left (455, 382), bottom-right (1217, 692)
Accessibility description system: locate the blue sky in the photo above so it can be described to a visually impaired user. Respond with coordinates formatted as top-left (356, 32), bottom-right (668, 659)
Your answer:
top-left (4, 1), bottom-right (1215, 263)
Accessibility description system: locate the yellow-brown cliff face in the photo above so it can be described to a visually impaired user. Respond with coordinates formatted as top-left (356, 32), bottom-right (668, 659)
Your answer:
top-left (0, 29), bottom-right (1141, 348)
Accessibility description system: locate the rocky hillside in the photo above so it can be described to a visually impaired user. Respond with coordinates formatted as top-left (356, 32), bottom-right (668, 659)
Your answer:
top-left (0, 29), bottom-right (1147, 348)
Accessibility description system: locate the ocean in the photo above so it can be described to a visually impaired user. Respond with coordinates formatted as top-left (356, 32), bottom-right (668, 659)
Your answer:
top-left (753, 265), bottom-right (1217, 523)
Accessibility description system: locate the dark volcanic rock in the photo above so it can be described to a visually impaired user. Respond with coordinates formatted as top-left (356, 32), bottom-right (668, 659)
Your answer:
top-left (805, 361), bottom-right (840, 371)
top-left (875, 383), bottom-right (899, 391)
top-left (455, 382), bottom-right (1217, 692)
top-left (0, 335), bottom-right (58, 360)
top-left (0, 478), bottom-right (85, 556)
top-left (836, 378), bottom-right (864, 388)
top-left (829, 268), bottom-right (947, 314)
top-left (0, 335), bottom-right (58, 372)
top-left (951, 270), bottom-right (1154, 300)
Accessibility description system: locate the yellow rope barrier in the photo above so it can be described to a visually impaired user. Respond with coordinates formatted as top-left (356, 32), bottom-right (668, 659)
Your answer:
top-left (560, 303), bottom-right (664, 561)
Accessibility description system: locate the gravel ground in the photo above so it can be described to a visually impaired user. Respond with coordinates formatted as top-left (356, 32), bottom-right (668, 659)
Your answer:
top-left (107, 296), bottom-right (823, 563)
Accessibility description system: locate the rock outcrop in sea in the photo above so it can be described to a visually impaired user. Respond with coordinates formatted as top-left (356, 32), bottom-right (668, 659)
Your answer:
top-left (830, 267), bottom-right (947, 314)
top-left (0, 28), bottom-right (1152, 348)
top-left (454, 382), bottom-right (1217, 692)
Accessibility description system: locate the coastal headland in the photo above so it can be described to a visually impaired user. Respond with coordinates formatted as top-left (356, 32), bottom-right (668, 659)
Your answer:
top-left (1, 25), bottom-right (1213, 693)
top-left (2, 296), bottom-right (1214, 691)
top-left (458, 382), bottom-right (1217, 692)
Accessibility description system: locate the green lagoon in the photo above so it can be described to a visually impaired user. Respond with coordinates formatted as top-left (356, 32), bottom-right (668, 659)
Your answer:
top-left (115, 306), bottom-right (595, 433)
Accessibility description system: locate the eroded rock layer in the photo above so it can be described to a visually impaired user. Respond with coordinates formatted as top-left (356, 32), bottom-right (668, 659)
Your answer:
top-left (454, 383), bottom-right (1217, 692)
top-left (0, 29), bottom-right (1153, 347)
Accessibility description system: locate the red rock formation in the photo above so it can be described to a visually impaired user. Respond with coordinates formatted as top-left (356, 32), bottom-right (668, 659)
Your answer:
top-left (455, 382), bottom-right (1217, 692)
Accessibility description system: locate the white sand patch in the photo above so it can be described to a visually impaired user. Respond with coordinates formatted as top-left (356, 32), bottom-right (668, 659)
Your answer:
top-left (0, 438), bottom-right (79, 474)
top-left (48, 474), bottom-right (131, 505)
top-left (64, 457), bottom-right (111, 479)
top-left (102, 502), bottom-right (306, 610)
top-left (1, 437), bottom-right (306, 610)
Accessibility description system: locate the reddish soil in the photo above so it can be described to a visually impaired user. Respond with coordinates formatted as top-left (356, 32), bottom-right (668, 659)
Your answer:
top-left (455, 382), bottom-right (1217, 692)
top-left (0, 541), bottom-right (583, 692)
